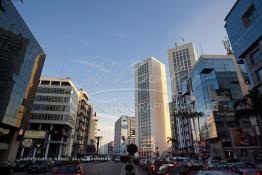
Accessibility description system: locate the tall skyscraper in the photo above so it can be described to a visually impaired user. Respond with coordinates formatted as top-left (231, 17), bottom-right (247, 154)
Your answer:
top-left (0, 0), bottom-right (45, 162)
top-left (225, 0), bottom-right (262, 93)
top-left (135, 57), bottom-right (171, 157)
top-left (167, 43), bottom-right (197, 150)
top-left (114, 115), bottom-right (135, 155)
top-left (168, 43), bottom-right (197, 97)
top-left (20, 77), bottom-right (79, 158)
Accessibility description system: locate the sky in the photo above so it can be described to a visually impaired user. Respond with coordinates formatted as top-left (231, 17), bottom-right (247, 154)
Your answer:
top-left (15, 0), bottom-right (236, 145)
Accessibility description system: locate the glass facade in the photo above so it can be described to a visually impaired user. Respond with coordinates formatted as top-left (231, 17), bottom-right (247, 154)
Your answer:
top-left (0, 0), bottom-right (45, 128)
top-left (191, 56), bottom-right (244, 140)
top-left (225, 0), bottom-right (262, 59)
top-left (225, 0), bottom-right (262, 91)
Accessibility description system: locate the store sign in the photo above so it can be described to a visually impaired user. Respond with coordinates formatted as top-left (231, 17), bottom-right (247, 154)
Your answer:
top-left (24, 130), bottom-right (46, 139)
top-left (22, 139), bottom-right (33, 148)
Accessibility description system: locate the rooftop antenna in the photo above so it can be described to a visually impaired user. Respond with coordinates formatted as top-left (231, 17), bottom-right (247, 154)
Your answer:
top-left (175, 42), bottom-right (178, 47)
top-left (222, 36), bottom-right (233, 55)
top-left (199, 42), bottom-right (203, 55)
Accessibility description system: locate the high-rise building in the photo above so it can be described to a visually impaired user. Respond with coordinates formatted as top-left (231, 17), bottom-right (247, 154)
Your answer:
top-left (191, 54), bottom-right (249, 159)
top-left (135, 57), bottom-right (171, 157)
top-left (100, 141), bottom-right (114, 155)
top-left (19, 77), bottom-right (78, 158)
top-left (168, 43), bottom-right (197, 96)
top-left (114, 115), bottom-right (135, 155)
top-left (167, 43), bottom-right (197, 152)
top-left (0, 0), bottom-right (45, 162)
top-left (72, 89), bottom-right (93, 157)
top-left (225, 0), bottom-right (262, 93)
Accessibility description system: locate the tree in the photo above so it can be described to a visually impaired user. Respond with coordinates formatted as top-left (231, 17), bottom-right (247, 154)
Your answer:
top-left (127, 144), bottom-right (138, 155)
top-left (167, 137), bottom-right (176, 154)
top-left (94, 136), bottom-right (103, 154)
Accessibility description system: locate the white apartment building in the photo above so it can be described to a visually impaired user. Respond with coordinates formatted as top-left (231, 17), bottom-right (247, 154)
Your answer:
top-left (21, 77), bottom-right (78, 158)
top-left (135, 57), bottom-right (171, 157)
top-left (168, 42), bottom-right (197, 96)
top-left (114, 115), bottom-right (135, 155)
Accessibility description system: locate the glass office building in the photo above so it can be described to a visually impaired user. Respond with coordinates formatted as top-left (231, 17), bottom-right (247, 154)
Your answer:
top-left (225, 0), bottom-right (262, 92)
top-left (191, 55), bottom-right (246, 142)
top-left (0, 0), bottom-right (45, 161)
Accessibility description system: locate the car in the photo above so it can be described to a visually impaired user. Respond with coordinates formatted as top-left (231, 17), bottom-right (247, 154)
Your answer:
top-left (196, 170), bottom-right (240, 175)
top-left (53, 164), bottom-right (86, 175)
top-left (148, 159), bottom-right (167, 175)
top-left (27, 160), bottom-right (54, 173)
top-left (0, 161), bottom-right (15, 174)
top-left (113, 156), bottom-right (120, 162)
top-left (82, 156), bottom-right (91, 162)
top-left (140, 159), bottom-right (147, 165)
top-left (228, 162), bottom-right (257, 175)
top-left (156, 163), bottom-right (188, 175)
top-left (255, 162), bottom-right (262, 174)
top-left (142, 159), bottom-right (153, 171)
top-left (14, 160), bottom-right (33, 172)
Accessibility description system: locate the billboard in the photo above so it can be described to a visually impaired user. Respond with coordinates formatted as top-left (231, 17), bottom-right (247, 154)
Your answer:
top-left (24, 130), bottom-right (46, 139)
top-left (230, 128), bottom-right (259, 148)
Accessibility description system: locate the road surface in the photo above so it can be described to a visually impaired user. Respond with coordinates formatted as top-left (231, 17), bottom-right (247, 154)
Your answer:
top-left (13, 161), bottom-right (146, 175)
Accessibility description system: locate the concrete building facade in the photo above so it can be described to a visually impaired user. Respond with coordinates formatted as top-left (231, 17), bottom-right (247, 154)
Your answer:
top-left (168, 43), bottom-right (197, 96)
top-left (19, 77), bottom-right (78, 158)
top-left (72, 89), bottom-right (93, 157)
top-left (135, 57), bottom-right (171, 157)
top-left (114, 115), bottom-right (135, 155)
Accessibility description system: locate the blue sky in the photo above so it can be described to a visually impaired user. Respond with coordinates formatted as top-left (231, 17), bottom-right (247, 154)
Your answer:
top-left (15, 0), bottom-right (235, 144)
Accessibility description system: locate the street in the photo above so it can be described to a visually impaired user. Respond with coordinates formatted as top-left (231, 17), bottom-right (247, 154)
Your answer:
top-left (84, 161), bottom-right (124, 175)
top-left (13, 161), bottom-right (146, 175)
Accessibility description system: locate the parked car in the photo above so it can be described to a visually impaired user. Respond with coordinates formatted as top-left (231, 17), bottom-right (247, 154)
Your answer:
top-left (0, 161), bottom-right (15, 174)
top-left (196, 170), bottom-right (240, 175)
top-left (14, 161), bottom-right (33, 172)
top-left (27, 160), bottom-right (53, 173)
top-left (53, 164), bottom-right (86, 175)
top-left (82, 156), bottom-right (91, 162)
top-left (156, 163), bottom-right (188, 175)
top-left (113, 156), bottom-right (120, 162)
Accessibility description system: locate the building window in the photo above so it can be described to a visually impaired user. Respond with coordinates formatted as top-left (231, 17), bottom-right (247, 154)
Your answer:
top-left (242, 4), bottom-right (258, 28)
top-left (251, 48), bottom-right (262, 64)
top-left (257, 69), bottom-right (262, 81)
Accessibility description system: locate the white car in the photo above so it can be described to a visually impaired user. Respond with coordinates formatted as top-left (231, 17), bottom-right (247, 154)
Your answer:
top-left (82, 156), bottom-right (91, 162)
